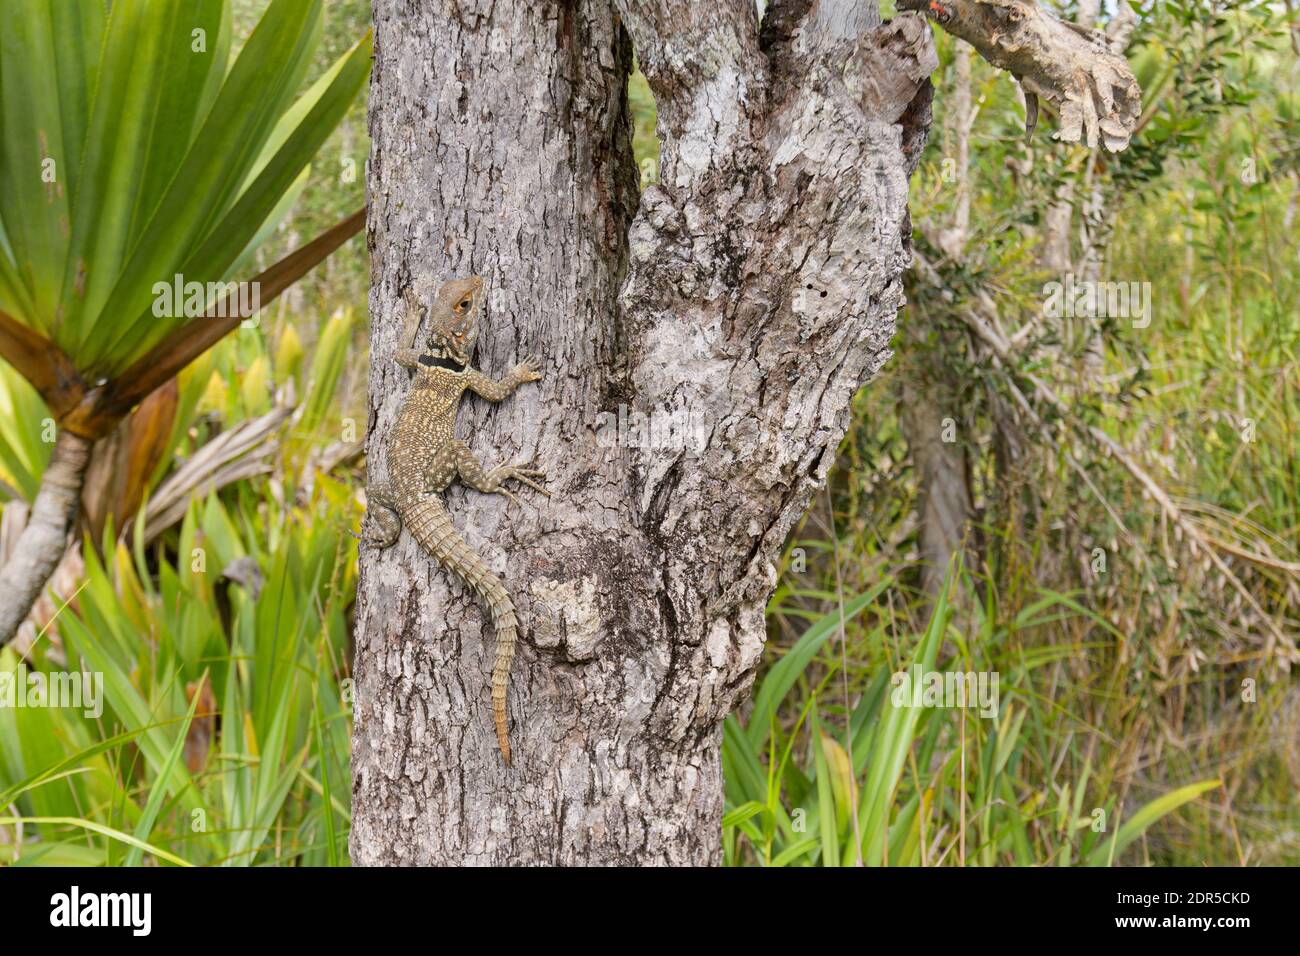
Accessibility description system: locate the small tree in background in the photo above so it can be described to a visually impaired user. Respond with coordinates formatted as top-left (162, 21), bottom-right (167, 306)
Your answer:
top-left (0, 0), bottom-right (370, 643)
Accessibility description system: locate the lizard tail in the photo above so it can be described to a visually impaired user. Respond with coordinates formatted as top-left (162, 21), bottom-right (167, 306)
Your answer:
top-left (403, 495), bottom-right (516, 766)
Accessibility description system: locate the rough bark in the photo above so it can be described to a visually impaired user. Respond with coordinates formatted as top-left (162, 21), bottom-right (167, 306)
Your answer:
top-left (352, 0), bottom-right (935, 865)
top-left (0, 429), bottom-right (92, 644)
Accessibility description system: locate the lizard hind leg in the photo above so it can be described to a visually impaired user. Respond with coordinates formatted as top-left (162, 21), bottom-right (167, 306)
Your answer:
top-left (453, 441), bottom-right (549, 506)
top-left (363, 482), bottom-right (402, 548)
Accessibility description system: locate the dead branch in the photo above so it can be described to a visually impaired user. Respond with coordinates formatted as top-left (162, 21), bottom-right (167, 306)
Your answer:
top-left (898, 0), bottom-right (1142, 151)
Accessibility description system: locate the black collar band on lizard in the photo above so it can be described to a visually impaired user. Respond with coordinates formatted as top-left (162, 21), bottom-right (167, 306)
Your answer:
top-left (419, 353), bottom-right (466, 371)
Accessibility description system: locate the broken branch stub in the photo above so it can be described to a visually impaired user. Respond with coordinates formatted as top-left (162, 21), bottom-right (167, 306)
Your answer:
top-left (898, 0), bottom-right (1141, 151)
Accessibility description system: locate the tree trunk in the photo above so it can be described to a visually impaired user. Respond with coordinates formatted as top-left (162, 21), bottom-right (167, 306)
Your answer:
top-left (0, 429), bottom-right (92, 644)
top-left (352, 0), bottom-right (935, 865)
top-left (901, 44), bottom-right (973, 603)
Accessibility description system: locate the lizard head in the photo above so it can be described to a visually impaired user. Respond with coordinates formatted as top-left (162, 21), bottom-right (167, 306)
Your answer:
top-left (427, 275), bottom-right (484, 368)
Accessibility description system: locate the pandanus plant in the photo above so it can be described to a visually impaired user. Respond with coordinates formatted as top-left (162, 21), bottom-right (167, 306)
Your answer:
top-left (0, 0), bottom-right (371, 642)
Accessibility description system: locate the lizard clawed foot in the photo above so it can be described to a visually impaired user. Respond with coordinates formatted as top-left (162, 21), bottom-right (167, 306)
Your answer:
top-left (490, 464), bottom-right (550, 497)
top-left (512, 355), bottom-right (543, 384)
top-left (362, 504), bottom-right (402, 549)
top-left (509, 466), bottom-right (550, 496)
top-left (362, 527), bottom-right (400, 548)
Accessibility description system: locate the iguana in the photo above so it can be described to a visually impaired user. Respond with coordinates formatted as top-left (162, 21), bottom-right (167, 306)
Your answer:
top-left (365, 275), bottom-right (547, 765)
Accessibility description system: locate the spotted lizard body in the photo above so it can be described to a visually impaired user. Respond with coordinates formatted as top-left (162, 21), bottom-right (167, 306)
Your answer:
top-left (365, 276), bottom-right (546, 765)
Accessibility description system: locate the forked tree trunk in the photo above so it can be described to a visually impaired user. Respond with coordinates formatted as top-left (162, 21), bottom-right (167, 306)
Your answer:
top-left (352, 0), bottom-right (935, 865)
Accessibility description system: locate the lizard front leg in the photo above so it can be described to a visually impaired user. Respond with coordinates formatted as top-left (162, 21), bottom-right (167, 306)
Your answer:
top-left (466, 355), bottom-right (542, 401)
top-left (453, 442), bottom-right (548, 507)
top-left (393, 286), bottom-right (429, 369)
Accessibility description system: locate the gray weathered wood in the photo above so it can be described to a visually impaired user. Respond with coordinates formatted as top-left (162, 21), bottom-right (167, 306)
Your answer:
top-left (897, 0), bottom-right (1140, 151)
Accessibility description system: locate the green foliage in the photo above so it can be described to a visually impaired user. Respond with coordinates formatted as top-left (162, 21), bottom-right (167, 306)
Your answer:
top-left (846, 0), bottom-right (1298, 865)
top-left (0, 363), bottom-right (52, 502)
top-left (724, 566), bottom-right (1222, 866)
top-left (0, 2), bottom-right (370, 866)
top-left (629, 67), bottom-right (660, 187)
top-left (233, 0), bottom-right (372, 321)
top-left (0, 467), bottom-right (358, 866)
top-left (299, 308), bottom-right (355, 441)
top-left (0, 0), bottom-right (371, 377)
